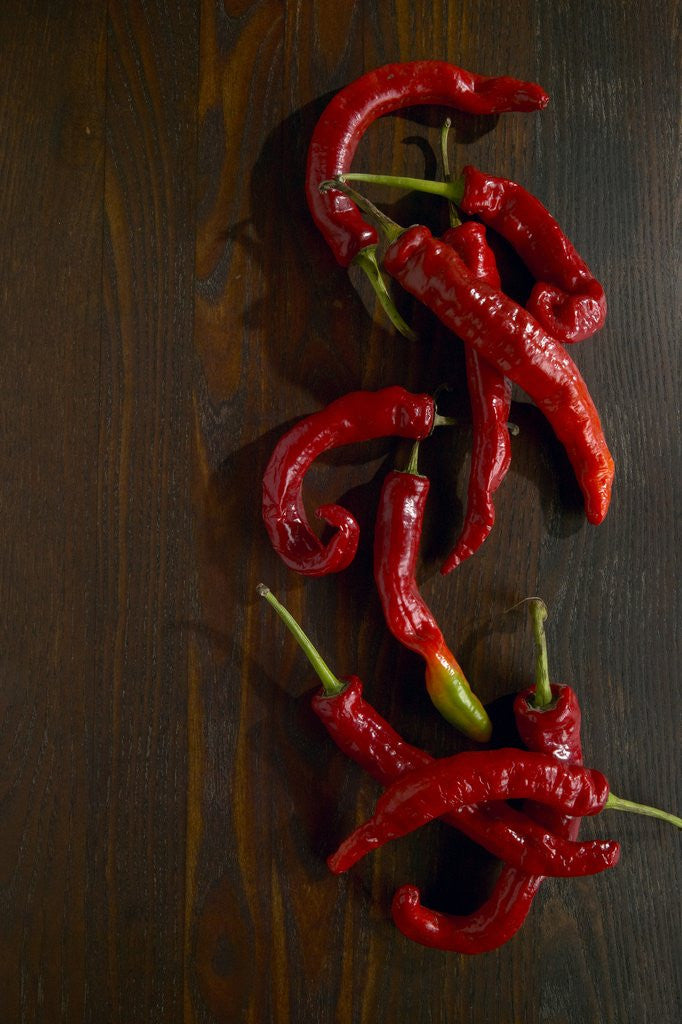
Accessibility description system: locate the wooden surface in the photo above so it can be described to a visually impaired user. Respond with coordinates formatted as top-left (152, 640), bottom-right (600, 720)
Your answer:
top-left (1, 2), bottom-right (679, 1021)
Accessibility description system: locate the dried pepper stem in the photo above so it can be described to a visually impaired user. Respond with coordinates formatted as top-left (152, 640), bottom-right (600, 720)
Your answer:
top-left (339, 171), bottom-right (465, 205)
top-left (529, 599), bottom-right (552, 709)
top-left (257, 584), bottom-right (345, 696)
top-left (352, 245), bottom-right (417, 341)
top-left (402, 440), bottom-right (422, 477)
top-left (605, 794), bottom-right (682, 829)
top-left (440, 118), bottom-right (461, 228)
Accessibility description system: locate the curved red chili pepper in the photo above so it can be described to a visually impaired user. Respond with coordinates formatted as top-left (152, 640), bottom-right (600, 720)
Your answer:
top-left (306, 61), bottom-right (549, 268)
top-left (440, 220), bottom-right (512, 571)
top-left (313, 679), bottom-right (618, 878)
top-left (391, 683), bottom-right (592, 952)
top-left (382, 227), bottom-right (614, 524)
top-left (460, 166), bottom-right (606, 343)
top-left (328, 748), bottom-right (611, 874)
top-left (373, 458), bottom-right (491, 741)
top-left (262, 386), bottom-right (435, 576)
top-left (392, 875), bottom-right (539, 954)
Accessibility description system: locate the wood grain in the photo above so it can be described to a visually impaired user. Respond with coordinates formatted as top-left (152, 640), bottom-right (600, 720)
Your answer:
top-left (1, 1), bottom-right (679, 1022)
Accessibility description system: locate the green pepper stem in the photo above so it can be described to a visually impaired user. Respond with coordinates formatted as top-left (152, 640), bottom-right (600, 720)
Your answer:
top-left (352, 246), bottom-right (417, 342)
top-left (319, 179), bottom-right (403, 244)
top-left (338, 171), bottom-right (466, 207)
top-left (440, 118), bottom-right (461, 229)
top-left (402, 440), bottom-right (421, 477)
top-left (257, 584), bottom-right (345, 696)
top-left (606, 793), bottom-right (682, 830)
top-left (529, 598), bottom-right (552, 708)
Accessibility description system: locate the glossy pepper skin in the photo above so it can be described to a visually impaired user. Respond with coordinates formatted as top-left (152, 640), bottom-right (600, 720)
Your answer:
top-left (460, 166), bottom-right (606, 343)
top-left (328, 747), bottom-right (611, 874)
top-left (440, 221), bottom-right (512, 571)
top-left (262, 386), bottom-right (435, 576)
top-left (392, 683), bottom-right (597, 953)
top-left (373, 462), bottom-right (492, 741)
top-left (382, 227), bottom-right (615, 525)
top-left (306, 61), bottom-right (549, 267)
top-left (312, 679), bottom-right (619, 878)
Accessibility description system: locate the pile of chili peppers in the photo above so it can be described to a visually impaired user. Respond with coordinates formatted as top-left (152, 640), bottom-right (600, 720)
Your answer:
top-left (257, 61), bottom-right (680, 953)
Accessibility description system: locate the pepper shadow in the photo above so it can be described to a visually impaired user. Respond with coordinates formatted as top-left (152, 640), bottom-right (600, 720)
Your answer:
top-left (193, 438), bottom-right (403, 866)
top-left (507, 397), bottom-right (585, 539)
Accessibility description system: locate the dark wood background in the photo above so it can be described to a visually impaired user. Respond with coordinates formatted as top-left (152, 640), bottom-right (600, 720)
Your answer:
top-left (2, 1), bottom-right (679, 1021)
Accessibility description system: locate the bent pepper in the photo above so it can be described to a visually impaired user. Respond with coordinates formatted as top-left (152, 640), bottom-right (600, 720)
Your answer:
top-left (306, 60), bottom-right (548, 338)
top-left (373, 442), bottom-right (491, 740)
top-left (321, 181), bottom-right (614, 526)
top-left (257, 586), bottom-right (620, 878)
top-left (262, 386), bottom-right (441, 576)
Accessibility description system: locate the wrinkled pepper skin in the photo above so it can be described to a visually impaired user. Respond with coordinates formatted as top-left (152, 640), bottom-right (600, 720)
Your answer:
top-left (460, 166), bottom-right (606, 343)
top-left (328, 747), bottom-right (612, 874)
top-left (382, 227), bottom-right (614, 525)
top-left (262, 386), bottom-right (435, 576)
top-left (514, 681), bottom-right (583, 836)
top-left (440, 221), bottom-right (512, 571)
top-left (311, 676), bottom-right (433, 784)
top-left (373, 466), bottom-right (492, 741)
top-left (392, 683), bottom-right (602, 953)
top-left (312, 679), bottom-right (619, 879)
top-left (306, 61), bottom-right (549, 267)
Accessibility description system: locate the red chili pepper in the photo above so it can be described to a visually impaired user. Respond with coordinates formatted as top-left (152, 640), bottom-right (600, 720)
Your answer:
top-left (319, 182), bottom-right (614, 525)
top-left (378, 223), bottom-right (614, 525)
top-left (306, 61), bottom-right (548, 338)
top-left (313, 678), bottom-right (618, 878)
top-left (373, 442), bottom-right (491, 741)
top-left (392, 682), bottom-right (586, 952)
top-left (337, 164), bottom-right (606, 346)
top-left (392, 600), bottom-right (682, 951)
top-left (327, 747), bottom-right (611, 874)
top-left (262, 386), bottom-right (437, 576)
top-left (258, 586), bottom-right (619, 879)
top-left (439, 220), bottom-right (513, 571)
top-left (391, 601), bottom-right (586, 951)
top-left (307, 61), bottom-right (549, 268)
top-left (459, 166), bottom-right (606, 343)
top-left (331, 149), bottom-right (609, 558)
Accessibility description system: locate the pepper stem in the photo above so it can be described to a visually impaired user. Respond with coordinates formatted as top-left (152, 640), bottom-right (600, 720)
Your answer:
top-left (529, 598), bottom-right (552, 708)
top-left (352, 245), bottom-right (417, 342)
top-left (402, 441), bottom-right (421, 476)
top-left (338, 171), bottom-right (466, 207)
top-left (257, 584), bottom-right (345, 696)
top-left (319, 179), bottom-right (404, 245)
top-left (606, 793), bottom-right (682, 830)
top-left (440, 118), bottom-right (461, 229)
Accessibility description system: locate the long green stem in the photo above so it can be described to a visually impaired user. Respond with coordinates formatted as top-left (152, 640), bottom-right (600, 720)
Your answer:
top-left (352, 245), bottom-right (417, 342)
top-left (257, 584), bottom-right (345, 696)
top-left (606, 793), bottom-right (682, 829)
top-left (529, 598), bottom-right (552, 708)
top-left (339, 171), bottom-right (465, 206)
top-left (440, 118), bottom-right (460, 229)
